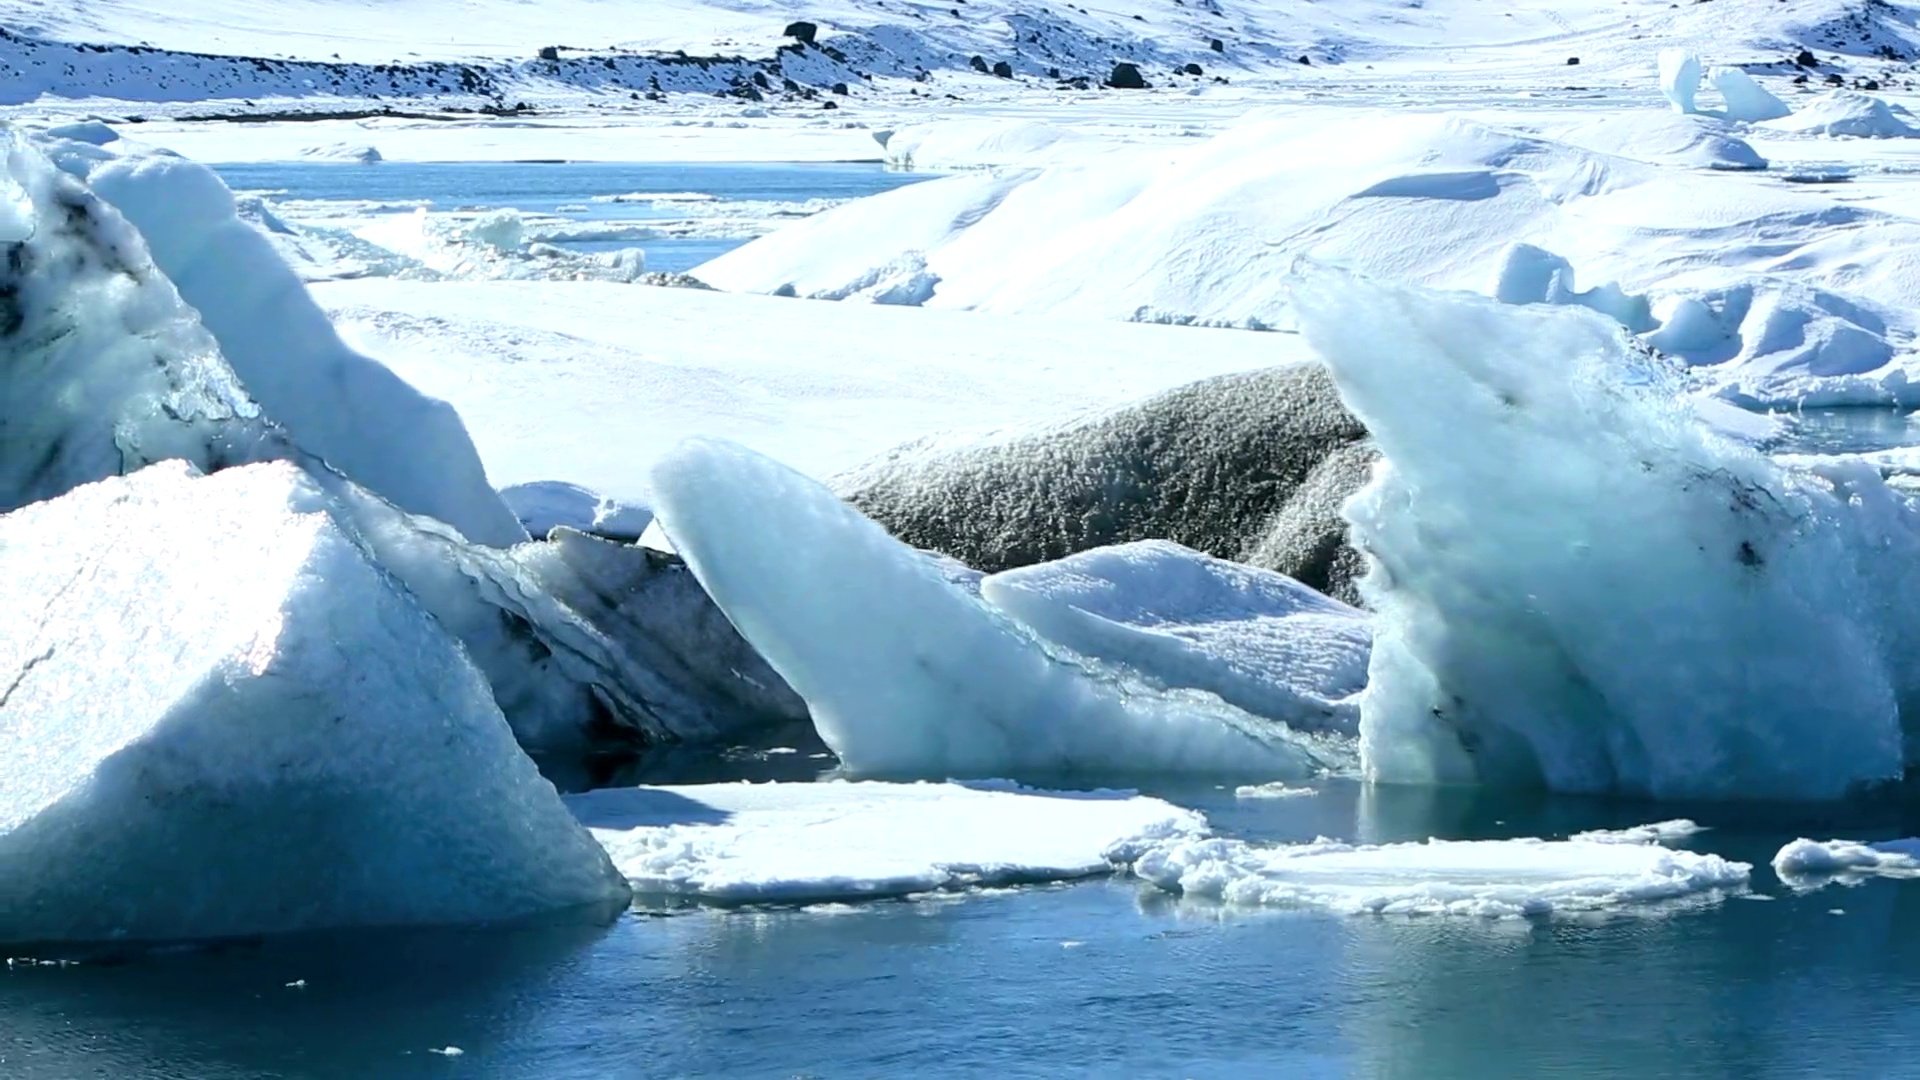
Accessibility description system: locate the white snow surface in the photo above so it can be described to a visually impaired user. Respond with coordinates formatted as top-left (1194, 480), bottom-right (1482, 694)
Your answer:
top-left (1759, 91), bottom-right (1920, 139)
top-left (1772, 837), bottom-right (1920, 882)
top-left (0, 462), bottom-right (628, 945)
top-left (981, 541), bottom-right (1370, 735)
top-left (1294, 269), bottom-right (1920, 800)
top-left (568, 780), bottom-right (1205, 903)
top-left (1129, 834), bottom-right (1751, 917)
top-left (651, 438), bottom-right (1350, 783)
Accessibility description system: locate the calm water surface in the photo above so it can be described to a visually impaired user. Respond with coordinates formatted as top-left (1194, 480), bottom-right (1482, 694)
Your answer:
top-left (8, 779), bottom-right (1920, 1078)
top-left (211, 160), bottom-right (935, 272)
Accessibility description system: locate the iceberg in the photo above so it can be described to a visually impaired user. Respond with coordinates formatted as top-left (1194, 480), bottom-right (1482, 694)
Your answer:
top-left (1129, 834), bottom-right (1751, 916)
top-left (982, 541), bottom-right (1370, 735)
top-left (569, 780), bottom-right (1205, 904)
top-left (1710, 67), bottom-right (1791, 123)
top-left (38, 126), bottom-right (524, 546)
top-left (652, 438), bottom-right (1347, 783)
top-left (1772, 837), bottom-right (1920, 884)
top-left (1658, 49), bottom-right (1703, 114)
top-left (0, 463), bottom-right (628, 947)
top-left (1293, 268), bottom-right (1920, 800)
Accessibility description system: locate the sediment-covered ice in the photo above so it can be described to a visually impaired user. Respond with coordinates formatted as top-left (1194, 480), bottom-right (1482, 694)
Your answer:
top-left (652, 438), bottom-right (1348, 782)
top-left (1293, 268), bottom-right (1920, 800)
top-left (1772, 837), bottom-right (1920, 884)
top-left (569, 780), bottom-right (1205, 903)
top-left (981, 541), bottom-right (1370, 735)
top-left (1128, 834), bottom-right (1751, 916)
top-left (37, 126), bottom-right (524, 545)
top-left (0, 462), bottom-right (628, 946)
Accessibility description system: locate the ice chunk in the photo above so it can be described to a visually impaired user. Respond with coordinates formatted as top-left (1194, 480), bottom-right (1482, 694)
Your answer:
top-left (1710, 67), bottom-right (1791, 123)
top-left (38, 129), bottom-right (524, 546)
top-left (500, 480), bottom-right (653, 541)
top-left (1759, 91), bottom-right (1918, 138)
top-left (568, 780), bottom-right (1205, 904)
top-left (0, 462), bottom-right (628, 946)
top-left (1129, 834), bottom-right (1751, 916)
top-left (982, 541), bottom-right (1370, 735)
top-left (1568, 820), bottom-right (1705, 846)
top-left (1772, 837), bottom-right (1920, 884)
top-left (1292, 267), bottom-right (1911, 800)
top-left (1234, 782), bottom-right (1316, 800)
top-left (298, 142), bottom-right (383, 164)
top-left (1491, 243), bottom-right (1655, 332)
top-left (1658, 49), bottom-right (1703, 114)
top-left (652, 438), bottom-right (1347, 782)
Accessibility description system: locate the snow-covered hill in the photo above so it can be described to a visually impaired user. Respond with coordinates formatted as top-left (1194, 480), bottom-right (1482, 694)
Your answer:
top-left (6, 0), bottom-right (1920, 112)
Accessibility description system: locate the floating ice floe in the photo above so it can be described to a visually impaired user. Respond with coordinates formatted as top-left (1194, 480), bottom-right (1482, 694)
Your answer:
top-left (1294, 267), bottom-right (1920, 800)
top-left (1772, 838), bottom-right (1920, 885)
top-left (981, 540), bottom-right (1370, 735)
top-left (0, 463), bottom-right (629, 947)
top-left (1568, 821), bottom-right (1706, 846)
top-left (568, 781), bottom-right (1204, 904)
top-left (653, 437), bottom-right (1350, 783)
top-left (1128, 834), bottom-right (1751, 916)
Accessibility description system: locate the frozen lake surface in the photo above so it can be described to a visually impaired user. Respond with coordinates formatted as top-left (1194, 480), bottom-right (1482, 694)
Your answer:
top-left (6, 779), bottom-right (1920, 1078)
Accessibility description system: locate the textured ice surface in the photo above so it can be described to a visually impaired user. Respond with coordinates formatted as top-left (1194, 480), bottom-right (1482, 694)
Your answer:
top-left (569, 780), bottom-right (1205, 904)
top-left (39, 127), bottom-right (523, 545)
top-left (653, 438), bottom-right (1347, 782)
top-left (0, 462), bottom-right (628, 946)
top-left (1710, 68), bottom-right (1791, 123)
top-left (844, 364), bottom-right (1372, 603)
top-left (1772, 838), bottom-right (1920, 884)
top-left (501, 481), bottom-right (653, 541)
top-left (1569, 820), bottom-right (1705, 846)
top-left (1658, 49), bottom-right (1702, 114)
top-left (1130, 834), bottom-right (1751, 916)
top-left (1491, 243), bottom-right (1654, 332)
top-left (1295, 269), bottom-right (1918, 800)
top-left (982, 541), bottom-right (1370, 734)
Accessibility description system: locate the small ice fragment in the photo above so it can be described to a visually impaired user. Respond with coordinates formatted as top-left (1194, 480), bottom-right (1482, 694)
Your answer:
top-left (1233, 782), bottom-right (1314, 800)
top-left (430, 1046), bottom-right (465, 1057)
top-left (1569, 820), bottom-right (1705, 846)
top-left (1061, 940), bottom-right (1086, 949)
top-left (285, 979), bottom-right (307, 989)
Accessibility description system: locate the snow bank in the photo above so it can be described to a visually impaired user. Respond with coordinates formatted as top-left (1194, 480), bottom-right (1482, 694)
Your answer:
top-left (1658, 49), bottom-right (1703, 114)
top-left (1492, 243), bottom-right (1654, 331)
top-left (982, 541), bottom-right (1370, 735)
top-left (1710, 68), bottom-right (1791, 123)
top-left (501, 480), bottom-right (652, 541)
top-left (0, 463), bottom-right (628, 946)
top-left (843, 365), bottom-right (1372, 603)
top-left (569, 780), bottom-right (1205, 903)
top-left (1129, 834), bottom-right (1750, 916)
top-left (1294, 268), bottom-right (1914, 800)
top-left (37, 128), bottom-right (524, 546)
top-left (652, 438), bottom-right (1347, 783)
top-left (1551, 113), bottom-right (1765, 171)
top-left (1772, 837), bottom-right (1920, 882)
top-left (1759, 91), bottom-right (1919, 138)
top-left (298, 142), bottom-right (383, 164)
top-left (879, 119), bottom-right (1094, 169)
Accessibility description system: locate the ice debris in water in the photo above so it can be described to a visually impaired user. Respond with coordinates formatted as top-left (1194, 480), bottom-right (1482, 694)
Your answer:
top-left (568, 781), bottom-right (1206, 904)
top-left (1292, 266), bottom-right (1920, 800)
top-left (1568, 821), bottom-right (1705, 846)
top-left (650, 437), bottom-right (1350, 783)
top-left (1233, 782), bottom-right (1316, 800)
top-left (980, 540), bottom-right (1370, 736)
top-left (1772, 838), bottom-right (1920, 885)
top-left (0, 462), bottom-right (629, 946)
top-left (1127, 834), bottom-right (1751, 916)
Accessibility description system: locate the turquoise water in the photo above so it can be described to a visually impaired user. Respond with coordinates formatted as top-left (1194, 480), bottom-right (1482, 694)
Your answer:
top-left (211, 161), bottom-right (935, 272)
top-left (8, 779), bottom-right (1920, 1078)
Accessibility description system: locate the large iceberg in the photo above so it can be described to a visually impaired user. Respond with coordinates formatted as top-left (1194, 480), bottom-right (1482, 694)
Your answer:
top-left (981, 541), bottom-right (1370, 735)
top-left (570, 780), bottom-right (1205, 904)
top-left (38, 125), bottom-right (524, 546)
top-left (0, 463), bottom-right (628, 947)
top-left (1294, 268), bottom-right (1920, 800)
top-left (652, 438), bottom-right (1347, 783)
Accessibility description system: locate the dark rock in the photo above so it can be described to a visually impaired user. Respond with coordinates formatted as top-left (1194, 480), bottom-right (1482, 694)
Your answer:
top-left (1825, 72), bottom-right (1846, 85)
top-left (1793, 73), bottom-right (1809, 84)
top-left (1297, 54), bottom-right (1312, 65)
top-left (992, 60), bottom-right (1014, 78)
top-left (821, 99), bottom-right (839, 109)
top-left (1566, 56), bottom-right (1580, 66)
top-left (1795, 48), bottom-right (1818, 67)
top-left (537, 45), bottom-right (559, 61)
top-left (1106, 61), bottom-right (1148, 89)
top-left (1210, 38), bottom-right (1224, 52)
top-left (1182, 62), bottom-right (1203, 75)
top-left (784, 21), bottom-right (818, 45)
top-left (831, 81), bottom-right (849, 94)
top-left (841, 365), bottom-right (1373, 603)
top-left (969, 54), bottom-right (990, 73)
